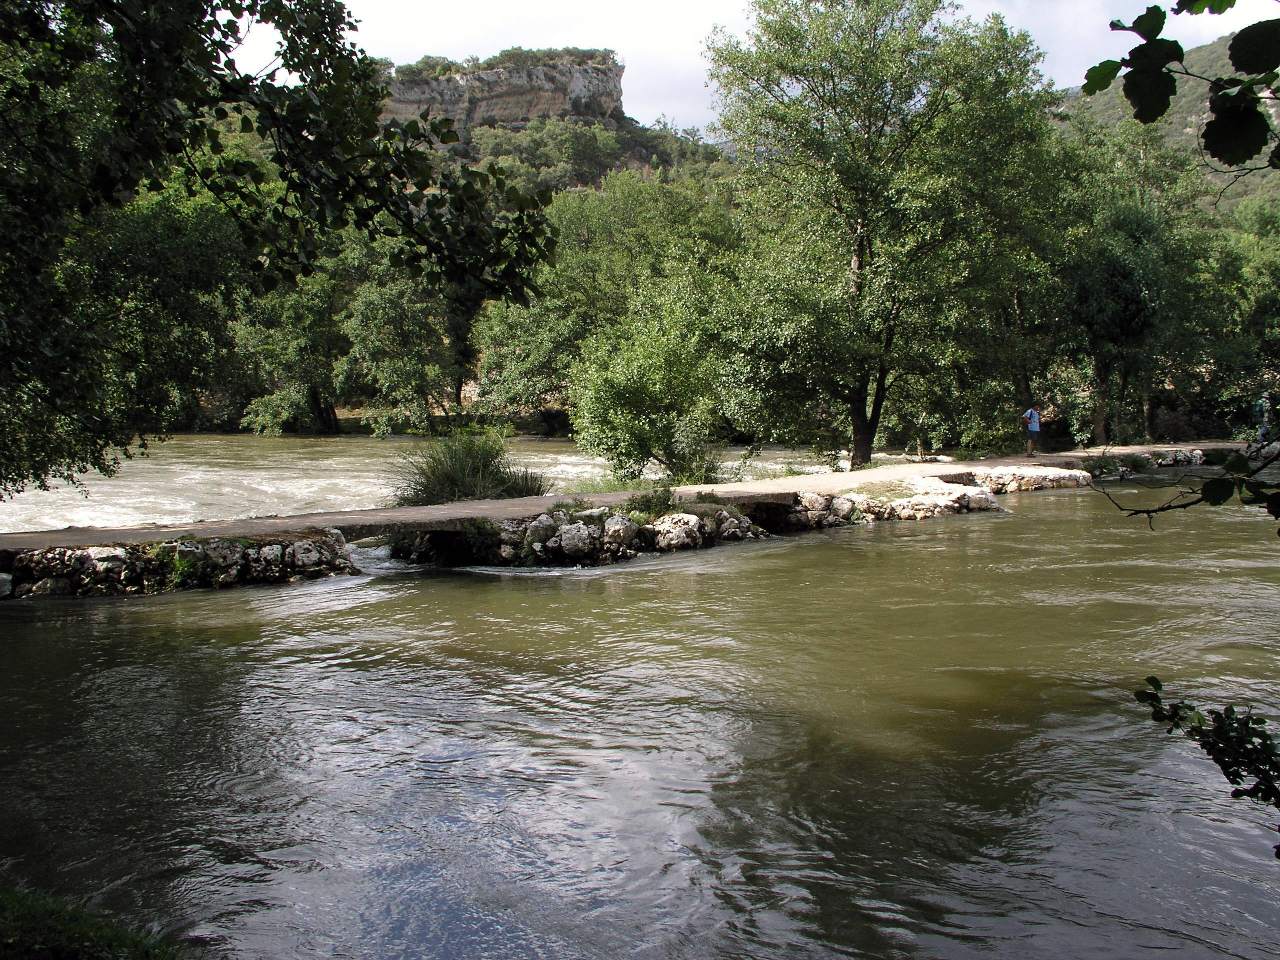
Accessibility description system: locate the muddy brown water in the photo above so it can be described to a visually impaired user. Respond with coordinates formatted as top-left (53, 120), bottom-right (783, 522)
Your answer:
top-left (1, 458), bottom-right (1278, 958)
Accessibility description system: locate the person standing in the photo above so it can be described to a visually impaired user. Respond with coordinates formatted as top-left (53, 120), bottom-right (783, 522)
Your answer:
top-left (1022, 403), bottom-right (1041, 457)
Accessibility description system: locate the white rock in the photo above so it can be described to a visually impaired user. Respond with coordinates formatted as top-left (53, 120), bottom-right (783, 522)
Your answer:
top-left (258, 544), bottom-right (284, 565)
top-left (829, 497), bottom-right (859, 521)
top-left (797, 492), bottom-right (832, 512)
top-left (287, 541), bottom-right (322, 568)
top-left (972, 466), bottom-right (1091, 494)
top-left (652, 513), bottom-right (704, 551)
top-left (603, 515), bottom-right (639, 546)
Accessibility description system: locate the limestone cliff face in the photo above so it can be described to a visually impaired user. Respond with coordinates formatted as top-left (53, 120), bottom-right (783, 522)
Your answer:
top-left (384, 60), bottom-right (625, 137)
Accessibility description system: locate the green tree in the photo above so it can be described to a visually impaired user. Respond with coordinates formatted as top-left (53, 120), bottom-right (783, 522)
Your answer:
top-left (707, 0), bottom-right (1056, 463)
top-left (0, 0), bottom-right (551, 496)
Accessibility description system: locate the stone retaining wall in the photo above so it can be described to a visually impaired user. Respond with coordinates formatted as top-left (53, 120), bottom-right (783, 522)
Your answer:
top-left (0, 530), bottom-right (355, 600)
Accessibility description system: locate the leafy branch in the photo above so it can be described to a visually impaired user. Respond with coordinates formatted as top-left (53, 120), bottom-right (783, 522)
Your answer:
top-left (1096, 446), bottom-right (1280, 532)
top-left (1135, 677), bottom-right (1280, 858)
top-left (1084, 1), bottom-right (1280, 168)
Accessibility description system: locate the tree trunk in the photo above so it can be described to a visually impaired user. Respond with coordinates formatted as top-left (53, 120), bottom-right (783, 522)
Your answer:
top-left (308, 386), bottom-right (340, 435)
top-left (849, 422), bottom-right (875, 466)
top-left (1142, 391), bottom-right (1156, 442)
top-left (1015, 370), bottom-right (1033, 410)
top-left (1090, 363), bottom-right (1111, 446)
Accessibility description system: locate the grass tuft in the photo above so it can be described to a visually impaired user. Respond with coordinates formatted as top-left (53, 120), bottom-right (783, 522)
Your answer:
top-left (390, 431), bottom-right (552, 506)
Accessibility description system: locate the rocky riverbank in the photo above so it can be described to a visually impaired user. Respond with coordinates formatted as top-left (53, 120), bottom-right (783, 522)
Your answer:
top-left (0, 466), bottom-right (1093, 601)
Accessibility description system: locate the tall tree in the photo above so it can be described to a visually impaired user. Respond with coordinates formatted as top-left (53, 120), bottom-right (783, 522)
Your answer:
top-left (707, 0), bottom-right (1056, 463)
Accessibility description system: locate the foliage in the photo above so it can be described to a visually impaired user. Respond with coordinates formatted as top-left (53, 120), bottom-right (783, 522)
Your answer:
top-left (1135, 677), bottom-right (1280, 858)
top-left (392, 48), bottom-right (618, 83)
top-left (0, 0), bottom-right (552, 495)
top-left (0, 886), bottom-right (185, 960)
top-left (472, 119), bottom-right (623, 192)
top-left (477, 171), bottom-right (740, 419)
top-left (1084, 2), bottom-right (1280, 170)
top-left (621, 486), bottom-right (677, 519)
top-left (389, 431), bottom-right (551, 506)
top-left (567, 268), bottom-right (726, 482)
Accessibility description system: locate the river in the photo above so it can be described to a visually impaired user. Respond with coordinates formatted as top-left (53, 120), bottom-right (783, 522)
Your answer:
top-left (0, 434), bottom-right (834, 534)
top-left (1, 442), bottom-right (1278, 958)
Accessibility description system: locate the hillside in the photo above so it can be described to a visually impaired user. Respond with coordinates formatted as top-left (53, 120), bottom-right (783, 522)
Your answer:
top-left (1067, 31), bottom-right (1280, 209)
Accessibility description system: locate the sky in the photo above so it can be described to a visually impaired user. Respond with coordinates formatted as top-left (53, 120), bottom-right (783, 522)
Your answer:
top-left (240, 1), bottom-right (1280, 129)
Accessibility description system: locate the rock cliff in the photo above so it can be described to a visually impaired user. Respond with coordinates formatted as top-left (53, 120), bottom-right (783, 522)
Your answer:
top-left (384, 58), bottom-right (625, 137)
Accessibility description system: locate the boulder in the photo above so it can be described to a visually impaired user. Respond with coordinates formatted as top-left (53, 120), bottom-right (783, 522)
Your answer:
top-left (603, 515), bottom-right (639, 546)
top-left (829, 497), bottom-right (860, 522)
top-left (797, 492), bottom-right (832, 512)
top-left (203, 540), bottom-right (245, 569)
top-left (497, 519), bottom-right (528, 547)
top-left (572, 506), bottom-right (612, 522)
top-left (652, 513), bottom-right (704, 551)
top-left (558, 521), bottom-right (600, 559)
top-left (176, 541), bottom-right (206, 564)
top-left (525, 513), bottom-right (559, 546)
top-left (83, 546), bottom-right (129, 577)
top-left (287, 541), bottom-right (322, 569)
top-left (29, 577), bottom-right (71, 597)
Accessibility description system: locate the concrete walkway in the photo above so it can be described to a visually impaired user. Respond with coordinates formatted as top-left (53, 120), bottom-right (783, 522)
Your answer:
top-left (0, 442), bottom-right (1237, 553)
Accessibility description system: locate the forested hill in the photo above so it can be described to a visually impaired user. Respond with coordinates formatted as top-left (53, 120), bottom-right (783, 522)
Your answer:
top-left (1067, 31), bottom-right (1280, 209)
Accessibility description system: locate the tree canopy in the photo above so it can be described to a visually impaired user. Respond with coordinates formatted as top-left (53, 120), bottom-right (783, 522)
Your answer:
top-left (0, 0), bottom-right (552, 496)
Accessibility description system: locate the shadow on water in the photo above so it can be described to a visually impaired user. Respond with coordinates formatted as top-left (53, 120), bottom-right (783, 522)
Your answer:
top-left (1, 487), bottom-right (1278, 959)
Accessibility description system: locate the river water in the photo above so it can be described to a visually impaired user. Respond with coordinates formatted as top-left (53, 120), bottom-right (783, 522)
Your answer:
top-left (1, 444), bottom-right (1279, 958)
top-left (0, 434), bottom-right (835, 533)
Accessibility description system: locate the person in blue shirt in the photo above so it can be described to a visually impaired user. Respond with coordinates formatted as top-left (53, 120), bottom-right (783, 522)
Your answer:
top-left (1022, 403), bottom-right (1041, 457)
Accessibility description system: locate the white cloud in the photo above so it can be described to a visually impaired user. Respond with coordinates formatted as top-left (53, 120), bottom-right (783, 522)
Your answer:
top-left (237, 1), bottom-right (1278, 127)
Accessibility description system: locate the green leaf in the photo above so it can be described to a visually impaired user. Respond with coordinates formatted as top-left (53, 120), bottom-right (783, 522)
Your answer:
top-left (1112, 6), bottom-right (1167, 41)
top-left (1201, 476), bottom-right (1236, 505)
top-left (1084, 60), bottom-right (1123, 95)
top-left (1127, 38), bottom-right (1185, 71)
top-left (1123, 67), bottom-right (1178, 122)
top-left (1132, 5), bottom-right (1168, 41)
top-left (1228, 19), bottom-right (1280, 74)
top-left (1203, 100), bottom-right (1271, 164)
top-left (1175, 0), bottom-right (1237, 11)
top-left (1146, 676), bottom-right (1163, 691)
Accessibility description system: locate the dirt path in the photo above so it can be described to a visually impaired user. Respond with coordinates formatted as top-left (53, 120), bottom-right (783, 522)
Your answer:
top-left (0, 442), bottom-right (1237, 553)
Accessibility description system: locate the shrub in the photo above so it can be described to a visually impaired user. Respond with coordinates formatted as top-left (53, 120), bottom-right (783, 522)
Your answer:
top-left (622, 486), bottom-right (676, 518)
top-left (389, 431), bottom-right (552, 506)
